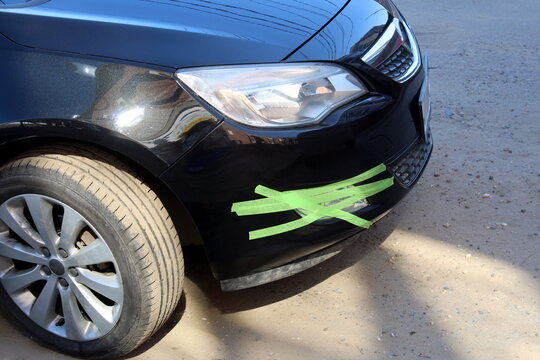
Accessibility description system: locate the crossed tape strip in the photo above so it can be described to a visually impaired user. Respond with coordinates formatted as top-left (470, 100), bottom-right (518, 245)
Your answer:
top-left (231, 164), bottom-right (394, 240)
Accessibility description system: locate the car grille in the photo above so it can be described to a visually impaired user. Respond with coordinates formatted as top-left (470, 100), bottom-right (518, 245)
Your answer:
top-left (388, 133), bottom-right (432, 187)
top-left (377, 46), bottom-right (415, 80)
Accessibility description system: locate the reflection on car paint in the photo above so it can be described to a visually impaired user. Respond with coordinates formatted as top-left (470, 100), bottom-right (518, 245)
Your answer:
top-left (0, 48), bottom-right (220, 164)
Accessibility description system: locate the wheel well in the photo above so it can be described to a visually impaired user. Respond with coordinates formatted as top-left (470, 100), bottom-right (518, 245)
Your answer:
top-left (0, 136), bottom-right (204, 246)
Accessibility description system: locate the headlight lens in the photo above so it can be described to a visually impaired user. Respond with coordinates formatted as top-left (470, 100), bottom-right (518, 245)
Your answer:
top-left (175, 63), bottom-right (368, 128)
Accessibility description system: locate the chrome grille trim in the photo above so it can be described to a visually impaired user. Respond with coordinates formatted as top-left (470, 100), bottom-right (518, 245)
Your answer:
top-left (362, 17), bottom-right (420, 83)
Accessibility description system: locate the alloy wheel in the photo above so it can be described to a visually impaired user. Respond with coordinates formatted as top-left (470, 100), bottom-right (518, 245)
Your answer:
top-left (0, 194), bottom-right (123, 341)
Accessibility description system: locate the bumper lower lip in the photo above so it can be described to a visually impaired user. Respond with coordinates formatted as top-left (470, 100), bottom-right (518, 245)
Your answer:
top-left (220, 230), bottom-right (362, 291)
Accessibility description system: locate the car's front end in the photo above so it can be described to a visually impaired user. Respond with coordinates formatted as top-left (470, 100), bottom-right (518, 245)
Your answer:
top-left (162, 0), bottom-right (433, 289)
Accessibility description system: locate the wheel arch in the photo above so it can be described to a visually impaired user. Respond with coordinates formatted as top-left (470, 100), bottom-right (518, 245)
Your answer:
top-left (0, 122), bottom-right (204, 247)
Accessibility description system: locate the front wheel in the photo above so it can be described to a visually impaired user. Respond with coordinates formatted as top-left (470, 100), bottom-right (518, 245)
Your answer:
top-left (0, 145), bottom-right (184, 358)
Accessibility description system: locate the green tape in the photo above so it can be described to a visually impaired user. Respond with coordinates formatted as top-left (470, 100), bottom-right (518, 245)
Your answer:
top-left (231, 164), bottom-right (394, 240)
top-left (231, 163), bottom-right (387, 216)
top-left (232, 178), bottom-right (393, 216)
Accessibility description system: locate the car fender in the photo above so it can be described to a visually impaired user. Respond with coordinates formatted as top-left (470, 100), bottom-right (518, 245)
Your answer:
top-left (0, 35), bottom-right (220, 169)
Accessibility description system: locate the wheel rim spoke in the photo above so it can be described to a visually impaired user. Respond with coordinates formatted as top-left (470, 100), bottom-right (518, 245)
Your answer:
top-left (0, 201), bottom-right (43, 251)
top-left (0, 236), bottom-right (48, 265)
top-left (0, 265), bottom-right (44, 294)
top-left (75, 268), bottom-right (122, 303)
top-left (60, 287), bottom-right (93, 340)
top-left (23, 195), bottom-right (58, 250)
top-left (69, 278), bottom-right (117, 335)
top-left (64, 239), bottom-right (114, 268)
top-left (29, 277), bottom-right (59, 328)
top-left (58, 207), bottom-right (85, 251)
top-left (0, 194), bottom-right (123, 341)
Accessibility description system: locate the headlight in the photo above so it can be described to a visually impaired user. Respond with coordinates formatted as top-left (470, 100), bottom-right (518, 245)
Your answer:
top-left (175, 63), bottom-right (368, 128)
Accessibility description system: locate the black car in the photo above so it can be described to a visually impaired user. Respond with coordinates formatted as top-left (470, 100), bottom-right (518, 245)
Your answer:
top-left (0, 0), bottom-right (432, 357)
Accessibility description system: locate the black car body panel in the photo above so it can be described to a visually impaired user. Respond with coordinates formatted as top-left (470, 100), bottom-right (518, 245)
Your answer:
top-left (0, 0), bottom-right (349, 68)
top-left (0, 0), bottom-right (432, 286)
top-left (0, 33), bottom-right (220, 171)
top-left (285, 0), bottom-right (390, 63)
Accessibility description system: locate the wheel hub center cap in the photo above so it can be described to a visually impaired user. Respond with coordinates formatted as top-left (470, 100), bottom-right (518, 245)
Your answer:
top-left (49, 259), bottom-right (65, 276)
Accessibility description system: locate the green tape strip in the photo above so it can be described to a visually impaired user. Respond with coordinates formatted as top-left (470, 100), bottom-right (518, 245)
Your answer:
top-left (231, 164), bottom-right (394, 240)
top-left (232, 178), bottom-right (393, 216)
top-left (231, 163), bottom-right (387, 216)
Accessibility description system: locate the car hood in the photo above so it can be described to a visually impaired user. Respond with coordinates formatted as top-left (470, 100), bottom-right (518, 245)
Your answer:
top-left (0, 0), bottom-right (350, 68)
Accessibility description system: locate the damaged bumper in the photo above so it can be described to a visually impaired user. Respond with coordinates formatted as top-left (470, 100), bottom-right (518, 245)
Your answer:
top-left (160, 54), bottom-right (432, 286)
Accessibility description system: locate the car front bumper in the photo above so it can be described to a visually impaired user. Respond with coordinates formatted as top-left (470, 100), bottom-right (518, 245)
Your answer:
top-left (160, 52), bottom-right (432, 285)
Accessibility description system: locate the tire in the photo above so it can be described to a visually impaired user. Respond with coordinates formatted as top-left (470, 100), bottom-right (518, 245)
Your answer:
top-left (0, 144), bottom-right (184, 358)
